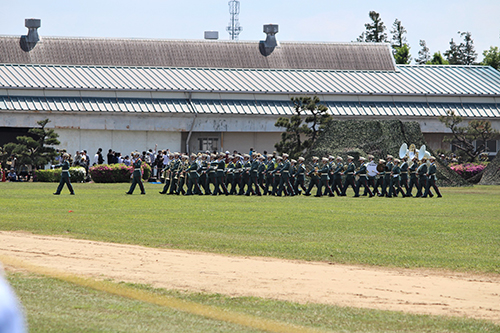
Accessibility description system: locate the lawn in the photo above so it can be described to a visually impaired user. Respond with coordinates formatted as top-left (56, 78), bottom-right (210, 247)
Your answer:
top-left (7, 272), bottom-right (500, 333)
top-left (1, 182), bottom-right (499, 273)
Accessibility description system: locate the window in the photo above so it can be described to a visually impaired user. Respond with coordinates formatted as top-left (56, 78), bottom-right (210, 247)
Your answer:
top-left (198, 138), bottom-right (219, 152)
top-left (475, 140), bottom-right (498, 154)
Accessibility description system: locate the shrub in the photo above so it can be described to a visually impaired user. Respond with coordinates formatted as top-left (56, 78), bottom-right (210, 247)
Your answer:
top-left (450, 163), bottom-right (487, 179)
top-left (34, 167), bottom-right (86, 182)
top-left (89, 163), bottom-right (151, 183)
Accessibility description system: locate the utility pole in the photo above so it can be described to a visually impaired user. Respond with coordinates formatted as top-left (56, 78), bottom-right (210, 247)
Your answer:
top-left (226, 0), bottom-right (242, 40)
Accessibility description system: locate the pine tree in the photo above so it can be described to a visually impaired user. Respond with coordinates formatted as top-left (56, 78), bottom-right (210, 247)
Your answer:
top-left (390, 19), bottom-right (407, 49)
top-left (416, 40), bottom-right (430, 65)
top-left (482, 46), bottom-right (500, 70)
top-left (394, 44), bottom-right (412, 64)
top-left (358, 11), bottom-right (387, 43)
top-left (444, 31), bottom-right (477, 65)
top-left (427, 52), bottom-right (449, 65)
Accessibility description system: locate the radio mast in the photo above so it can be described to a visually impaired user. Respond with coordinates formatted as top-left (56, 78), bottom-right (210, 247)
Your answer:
top-left (226, 0), bottom-right (242, 40)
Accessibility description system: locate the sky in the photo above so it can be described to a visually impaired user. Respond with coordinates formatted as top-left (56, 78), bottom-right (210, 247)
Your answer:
top-left (1, 0), bottom-right (499, 63)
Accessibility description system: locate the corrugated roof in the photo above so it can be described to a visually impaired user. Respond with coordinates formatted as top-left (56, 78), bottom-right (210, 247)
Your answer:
top-left (0, 63), bottom-right (499, 96)
top-left (0, 36), bottom-right (395, 71)
top-left (1, 96), bottom-right (498, 119)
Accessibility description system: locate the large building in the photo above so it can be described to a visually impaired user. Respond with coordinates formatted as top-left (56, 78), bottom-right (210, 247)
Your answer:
top-left (1, 19), bottom-right (500, 157)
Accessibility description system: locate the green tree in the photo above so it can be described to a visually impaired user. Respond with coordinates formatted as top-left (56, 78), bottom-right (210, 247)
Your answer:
top-left (357, 11), bottom-right (387, 43)
top-left (482, 46), bottom-right (500, 70)
top-left (274, 96), bottom-right (331, 159)
top-left (416, 40), bottom-right (430, 65)
top-left (390, 19), bottom-right (406, 49)
top-left (1, 119), bottom-right (60, 170)
top-left (394, 44), bottom-right (412, 64)
top-left (426, 51), bottom-right (449, 65)
top-left (439, 110), bottom-right (499, 162)
top-left (444, 31), bottom-right (477, 65)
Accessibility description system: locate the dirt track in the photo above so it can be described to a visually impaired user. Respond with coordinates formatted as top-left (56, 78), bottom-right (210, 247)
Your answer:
top-left (1, 231), bottom-right (499, 323)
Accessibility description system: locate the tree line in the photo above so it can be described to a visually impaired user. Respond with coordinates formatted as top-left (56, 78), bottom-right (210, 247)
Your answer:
top-left (356, 11), bottom-right (500, 70)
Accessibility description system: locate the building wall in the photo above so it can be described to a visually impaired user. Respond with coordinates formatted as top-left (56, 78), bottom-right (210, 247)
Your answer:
top-left (55, 128), bottom-right (182, 160)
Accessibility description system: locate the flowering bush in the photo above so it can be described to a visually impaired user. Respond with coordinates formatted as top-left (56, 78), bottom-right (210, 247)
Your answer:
top-left (89, 163), bottom-right (151, 183)
top-left (35, 167), bottom-right (86, 182)
top-left (449, 163), bottom-right (487, 179)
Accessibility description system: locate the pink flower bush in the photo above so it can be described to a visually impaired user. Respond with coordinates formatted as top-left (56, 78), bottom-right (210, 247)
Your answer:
top-left (89, 163), bottom-right (151, 183)
top-left (450, 163), bottom-right (487, 179)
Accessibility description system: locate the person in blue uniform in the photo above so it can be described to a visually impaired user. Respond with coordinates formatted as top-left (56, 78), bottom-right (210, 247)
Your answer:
top-left (422, 156), bottom-right (442, 198)
top-left (126, 152), bottom-right (145, 195)
top-left (340, 156), bottom-right (356, 196)
top-left (53, 153), bottom-right (75, 195)
top-left (354, 157), bottom-right (373, 197)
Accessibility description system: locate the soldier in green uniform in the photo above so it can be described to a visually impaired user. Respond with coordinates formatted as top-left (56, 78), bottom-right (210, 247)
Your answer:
top-left (340, 156), bottom-right (356, 196)
top-left (422, 156), bottom-right (442, 198)
top-left (208, 154), bottom-right (219, 195)
top-left (364, 155), bottom-right (379, 196)
top-left (258, 155), bottom-right (267, 193)
top-left (289, 159), bottom-right (297, 193)
top-left (332, 156), bottom-right (343, 196)
top-left (271, 156), bottom-right (283, 195)
top-left (264, 155), bottom-right (275, 195)
top-left (407, 156), bottom-right (419, 197)
top-left (159, 153), bottom-right (174, 194)
top-left (354, 157), bottom-right (373, 197)
top-left (239, 154), bottom-right (251, 195)
top-left (294, 157), bottom-right (307, 195)
top-left (53, 153), bottom-right (75, 195)
top-left (304, 156), bottom-right (320, 196)
top-left (415, 157), bottom-right (428, 198)
top-left (186, 154), bottom-right (202, 195)
top-left (215, 153), bottom-right (229, 195)
top-left (388, 158), bottom-right (403, 197)
top-left (199, 154), bottom-right (211, 195)
top-left (246, 153), bottom-right (262, 196)
top-left (168, 153), bottom-right (181, 194)
top-left (381, 155), bottom-right (394, 197)
top-left (398, 156), bottom-right (409, 197)
top-left (375, 159), bottom-right (385, 196)
top-left (225, 155), bottom-right (235, 192)
top-left (126, 152), bottom-right (145, 195)
top-left (316, 157), bottom-right (335, 197)
top-left (176, 155), bottom-right (188, 195)
top-left (231, 155), bottom-right (243, 195)
top-left (276, 153), bottom-right (294, 196)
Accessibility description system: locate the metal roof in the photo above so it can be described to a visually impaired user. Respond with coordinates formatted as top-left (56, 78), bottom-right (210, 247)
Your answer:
top-left (0, 63), bottom-right (499, 96)
top-left (0, 36), bottom-right (396, 71)
top-left (1, 96), bottom-right (498, 119)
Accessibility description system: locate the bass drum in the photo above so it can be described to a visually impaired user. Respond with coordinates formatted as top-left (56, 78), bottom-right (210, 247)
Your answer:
top-left (367, 161), bottom-right (378, 177)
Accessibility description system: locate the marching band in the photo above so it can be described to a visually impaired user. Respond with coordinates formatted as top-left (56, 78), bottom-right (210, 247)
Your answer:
top-left (153, 143), bottom-right (442, 198)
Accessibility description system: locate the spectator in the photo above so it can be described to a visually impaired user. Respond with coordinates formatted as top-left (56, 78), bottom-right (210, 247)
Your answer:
top-left (107, 149), bottom-right (114, 164)
top-left (73, 151), bottom-right (81, 167)
top-left (116, 152), bottom-right (123, 164)
top-left (94, 148), bottom-right (104, 165)
top-left (7, 169), bottom-right (17, 182)
top-left (123, 155), bottom-right (131, 166)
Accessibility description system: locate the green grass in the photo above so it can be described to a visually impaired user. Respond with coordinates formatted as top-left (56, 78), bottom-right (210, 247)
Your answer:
top-left (8, 272), bottom-right (499, 333)
top-left (1, 182), bottom-right (499, 273)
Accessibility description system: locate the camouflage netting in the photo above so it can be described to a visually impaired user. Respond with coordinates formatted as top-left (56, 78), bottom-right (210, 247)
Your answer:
top-left (478, 153), bottom-right (500, 185)
top-left (307, 119), bottom-right (469, 187)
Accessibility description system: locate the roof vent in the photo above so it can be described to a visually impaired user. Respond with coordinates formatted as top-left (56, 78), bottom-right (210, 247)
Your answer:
top-left (204, 31), bottom-right (219, 40)
top-left (20, 18), bottom-right (41, 52)
top-left (259, 24), bottom-right (279, 57)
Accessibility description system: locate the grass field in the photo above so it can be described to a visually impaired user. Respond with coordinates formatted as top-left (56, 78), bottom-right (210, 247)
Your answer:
top-left (1, 182), bottom-right (500, 332)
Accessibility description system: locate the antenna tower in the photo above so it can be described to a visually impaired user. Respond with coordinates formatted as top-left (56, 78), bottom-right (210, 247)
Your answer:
top-left (226, 0), bottom-right (242, 40)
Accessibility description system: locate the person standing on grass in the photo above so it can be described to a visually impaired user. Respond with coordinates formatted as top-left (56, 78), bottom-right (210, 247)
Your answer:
top-left (423, 156), bottom-right (442, 198)
top-left (126, 152), bottom-right (145, 195)
top-left (53, 153), bottom-right (75, 195)
top-left (340, 156), bottom-right (356, 197)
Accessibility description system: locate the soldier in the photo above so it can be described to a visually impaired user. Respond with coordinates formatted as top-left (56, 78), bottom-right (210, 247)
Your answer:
top-left (245, 153), bottom-right (262, 196)
top-left (354, 157), bottom-right (373, 197)
top-left (399, 156), bottom-right (410, 196)
top-left (294, 157), bottom-right (307, 195)
top-left (53, 153), bottom-right (75, 195)
top-left (258, 155), bottom-right (267, 193)
top-left (176, 155), bottom-right (188, 195)
top-left (126, 152), bottom-right (146, 195)
top-left (326, 155), bottom-right (335, 194)
top-left (239, 154), bottom-right (251, 195)
top-left (422, 156), bottom-right (442, 198)
top-left (381, 155), bottom-right (394, 197)
top-left (231, 155), bottom-right (243, 195)
top-left (331, 156), bottom-right (344, 196)
top-left (225, 155), bottom-right (236, 194)
top-left (186, 154), bottom-right (202, 195)
top-left (215, 154), bottom-right (229, 195)
top-left (364, 155), bottom-right (379, 196)
top-left (317, 157), bottom-right (335, 197)
top-left (276, 153), bottom-right (294, 196)
top-left (208, 154), bottom-right (219, 195)
top-left (388, 158), bottom-right (403, 197)
top-left (168, 153), bottom-right (181, 194)
top-left (304, 156), bottom-right (320, 196)
top-left (289, 159), bottom-right (297, 193)
top-left (264, 155), bottom-right (275, 195)
top-left (407, 156), bottom-right (419, 197)
top-left (415, 157), bottom-right (428, 198)
top-left (199, 154), bottom-right (211, 195)
top-left (159, 153), bottom-right (174, 194)
top-left (271, 156), bottom-right (283, 195)
top-left (340, 156), bottom-right (356, 196)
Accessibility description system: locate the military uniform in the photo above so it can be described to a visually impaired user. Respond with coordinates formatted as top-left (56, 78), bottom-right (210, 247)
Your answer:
top-left (168, 157), bottom-right (181, 194)
top-left (53, 158), bottom-right (75, 195)
top-left (215, 157), bottom-right (229, 195)
top-left (407, 159), bottom-right (419, 197)
top-left (354, 160), bottom-right (373, 197)
top-left (423, 160), bottom-right (442, 198)
top-left (176, 157), bottom-right (188, 195)
top-left (415, 162), bottom-right (428, 197)
top-left (388, 161), bottom-right (403, 197)
top-left (126, 157), bottom-right (145, 195)
top-left (186, 158), bottom-right (202, 195)
top-left (317, 160), bottom-right (334, 197)
top-left (277, 157), bottom-right (294, 196)
top-left (332, 160), bottom-right (343, 196)
top-left (264, 158), bottom-right (275, 195)
top-left (382, 158), bottom-right (394, 197)
top-left (246, 158), bottom-right (262, 196)
top-left (399, 159), bottom-right (410, 196)
top-left (304, 159), bottom-right (320, 196)
top-left (341, 160), bottom-right (356, 196)
top-left (208, 158), bottom-right (219, 195)
top-left (231, 158), bottom-right (243, 195)
top-left (239, 157), bottom-right (251, 195)
top-left (294, 160), bottom-right (307, 195)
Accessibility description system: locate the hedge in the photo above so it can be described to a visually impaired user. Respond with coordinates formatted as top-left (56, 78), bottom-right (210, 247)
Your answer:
top-left (89, 163), bottom-right (151, 183)
top-left (35, 167), bottom-right (86, 183)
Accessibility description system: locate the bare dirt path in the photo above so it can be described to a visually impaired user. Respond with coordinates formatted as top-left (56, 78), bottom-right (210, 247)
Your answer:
top-left (1, 231), bottom-right (499, 323)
